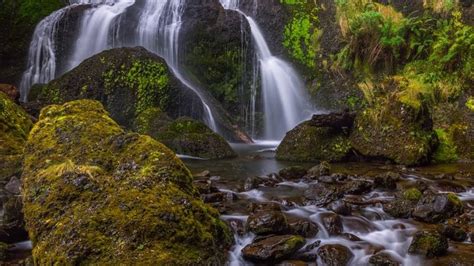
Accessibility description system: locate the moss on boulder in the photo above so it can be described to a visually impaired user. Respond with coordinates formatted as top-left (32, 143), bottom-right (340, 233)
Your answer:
top-left (0, 91), bottom-right (33, 242)
top-left (21, 99), bottom-right (232, 264)
top-left (276, 121), bottom-right (352, 162)
top-left (350, 100), bottom-right (437, 165)
top-left (151, 117), bottom-right (236, 159)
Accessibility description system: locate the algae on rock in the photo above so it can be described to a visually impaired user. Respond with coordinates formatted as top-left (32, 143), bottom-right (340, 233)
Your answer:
top-left (21, 99), bottom-right (232, 264)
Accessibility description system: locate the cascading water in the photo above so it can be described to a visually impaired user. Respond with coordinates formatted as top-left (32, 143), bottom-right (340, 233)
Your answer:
top-left (220, 0), bottom-right (312, 141)
top-left (20, 0), bottom-right (217, 130)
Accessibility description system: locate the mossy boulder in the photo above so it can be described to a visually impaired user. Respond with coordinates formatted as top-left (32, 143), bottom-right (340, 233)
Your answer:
top-left (149, 117), bottom-right (236, 159)
top-left (408, 231), bottom-right (448, 258)
top-left (350, 101), bottom-right (437, 165)
top-left (21, 100), bottom-right (232, 264)
top-left (276, 121), bottom-right (352, 162)
top-left (0, 91), bottom-right (33, 242)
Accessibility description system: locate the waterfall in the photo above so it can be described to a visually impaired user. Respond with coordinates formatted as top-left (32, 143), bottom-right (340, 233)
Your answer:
top-left (20, 0), bottom-right (217, 130)
top-left (220, 0), bottom-right (312, 141)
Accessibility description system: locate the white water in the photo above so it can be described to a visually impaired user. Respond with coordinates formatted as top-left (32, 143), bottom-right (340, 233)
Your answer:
top-left (20, 0), bottom-right (217, 130)
top-left (220, 0), bottom-right (312, 140)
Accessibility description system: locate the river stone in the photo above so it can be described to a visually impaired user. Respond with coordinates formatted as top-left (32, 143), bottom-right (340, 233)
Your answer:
top-left (304, 182), bottom-right (344, 206)
top-left (246, 211), bottom-right (289, 235)
top-left (242, 235), bottom-right (305, 263)
top-left (329, 200), bottom-right (352, 216)
top-left (317, 244), bottom-right (354, 266)
top-left (439, 225), bottom-right (468, 242)
top-left (408, 231), bottom-right (448, 258)
top-left (368, 252), bottom-right (400, 266)
top-left (279, 166), bottom-right (307, 180)
top-left (306, 161), bottom-right (331, 178)
top-left (287, 216), bottom-right (319, 238)
top-left (21, 100), bottom-right (232, 264)
top-left (412, 192), bottom-right (464, 223)
top-left (276, 121), bottom-right (352, 162)
top-left (374, 172), bottom-right (400, 190)
top-left (321, 213), bottom-right (344, 235)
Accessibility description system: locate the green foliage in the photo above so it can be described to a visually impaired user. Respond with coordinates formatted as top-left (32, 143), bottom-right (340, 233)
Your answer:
top-left (17, 0), bottom-right (65, 25)
top-left (281, 0), bottom-right (319, 68)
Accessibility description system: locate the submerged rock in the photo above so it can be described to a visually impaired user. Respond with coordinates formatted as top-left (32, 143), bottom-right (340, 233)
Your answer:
top-left (317, 244), bottom-right (354, 266)
top-left (408, 231), bottom-right (448, 258)
top-left (21, 100), bottom-right (232, 264)
top-left (0, 92), bottom-right (33, 243)
top-left (242, 235), bottom-right (305, 263)
top-left (152, 117), bottom-right (236, 159)
top-left (276, 121), bottom-right (352, 162)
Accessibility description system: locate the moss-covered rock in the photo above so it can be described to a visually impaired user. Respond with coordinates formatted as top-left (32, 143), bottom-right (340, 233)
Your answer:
top-left (21, 99), bottom-right (232, 264)
top-left (149, 117), bottom-right (236, 159)
top-left (408, 231), bottom-right (448, 258)
top-left (276, 121), bottom-right (352, 162)
top-left (350, 100), bottom-right (437, 165)
top-left (0, 91), bottom-right (33, 242)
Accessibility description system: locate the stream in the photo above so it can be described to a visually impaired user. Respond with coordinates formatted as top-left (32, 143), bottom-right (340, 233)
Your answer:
top-left (184, 143), bottom-right (474, 265)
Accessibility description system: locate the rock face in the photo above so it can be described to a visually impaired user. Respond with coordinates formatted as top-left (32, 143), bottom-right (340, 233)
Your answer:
top-left (27, 47), bottom-right (247, 143)
top-left (21, 100), bottom-right (232, 264)
top-left (276, 121), bottom-right (352, 162)
top-left (151, 117), bottom-right (236, 159)
top-left (0, 91), bottom-right (33, 242)
top-left (350, 101), bottom-right (437, 165)
top-left (242, 235), bottom-right (305, 263)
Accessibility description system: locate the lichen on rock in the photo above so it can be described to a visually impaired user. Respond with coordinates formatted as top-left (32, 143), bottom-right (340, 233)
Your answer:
top-left (21, 99), bottom-right (232, 264)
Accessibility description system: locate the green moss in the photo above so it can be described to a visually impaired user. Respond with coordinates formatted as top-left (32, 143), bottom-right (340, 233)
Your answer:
top-left (403, 188), bottom-right (422, 201)
top-left (466, 97), bottom-right (474, 111)
top-left (280, 0), bottom-right (319, 68)
top-left (432, 128), bottom-right (458, 163)
top-left (447, 193), bottom-right (463, 207)
top-left (0, 242), bottom-right (8, 261)
top-left (22, 100), bottom-right (232, 265)
top-left (0, 92), bottom-right (33, 180)
top-left (283, 235), bottom-right (305, 250)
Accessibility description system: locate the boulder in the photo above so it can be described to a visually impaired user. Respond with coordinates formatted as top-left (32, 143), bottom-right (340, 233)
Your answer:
top-left (408, 231), bottom-right (448, 258)
top-left (306, 161), bottom-right (331, 177)
top-left (368, 252), bottom-right (400, 266)
top-left (246, 211), bottom-right (289, 235)
top-left (373, 172), bottom-right (400, 190)
top-left (27, 47), bottom-right (248, 143)
top-left (412, 192), bottom-right (464, 223)
top-left (308, 111), bottom-right (356, 128)
top-left (21, 100), bottom-right (232, 264)
top-left (383, 188), bottom-right (422, 218)
top-left (279, 166), bottom-right (307, 180)
top-left (276, 121), bottom-right (352, 162)
top-left (0, 91), bottom-right (33, 242)
top-left (317, 244), bottom-right (354, 266)
top-left (152, 117), bottom-right (236, 159)
top-left (287, 216), bottom-right (319, 238)
top-left (350, 101), bottom-right (437, 165)
top-left (321, 213), bottom-right (344, 235)
top-left (242, 235), bottom-right (305, 263)
top-left (304, 182), bottom-right (345, 206)
top-left (439, 225), bottom-right (468, 242)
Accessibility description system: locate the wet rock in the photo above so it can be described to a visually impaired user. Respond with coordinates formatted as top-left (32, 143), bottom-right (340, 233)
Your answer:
top-left (383, 198), bottom-right (416, 219)
top-left (408, 231), bottom-right (448, 258)
top-left (439, 225), bottom-right (468, 242)
top-left (279, 166), bottom-right (307, 180)
top-left (368, 252), bottom-right (400, 266)
top-left (303, 240), bottom-right (321, 252)
top-left (317, 244), bottom-right (354, 266)
top-left (194, 170), bottom-right (211, 178)
top-left (201, 192), bottom-right (225, 203)
top-left (329, 200), bottom-right (352, 216)
top-left (227, 218), bottom-right (245, 236)
top-left (374, 172), bottom-right (399, 190)
top-left (307, 161), bottom-right (331, 177)
top-left (242, 235), bottom-right (305, 263)
top-left (247, 211), bottom-right (289, 235)
top-left (432, 180), bottom-right (466, 193)
top-left (5, 176), bottom-right (21, 195)
top-left (277, 260), bottom-right (308, 266)
top-left (321, 213), bottom-right (343, 235)
top-left (193, 178), bottom-right (218, 194)
top-left (343, 180), bottom-right (373, 195)
top-left (412, 192), bottom-right (464, 223)
top-left (0, 242), bottom-right (8, 261)
top-left (287, 216), bottom-right (319, 238)
top-left (244, 176), bottom-right (262, 191)
top-left (276, 121), bottom-right (352, 163)
top-left (248, 202), bottom-right (282, 213)
top-left (341, 233), bottom-right (361, 241)
top-left (304, 183), bottom-right (344, 206)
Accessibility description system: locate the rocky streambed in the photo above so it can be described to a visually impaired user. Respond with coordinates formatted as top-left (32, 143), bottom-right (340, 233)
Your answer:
top-left (186, 143), bottom-right (474, 265)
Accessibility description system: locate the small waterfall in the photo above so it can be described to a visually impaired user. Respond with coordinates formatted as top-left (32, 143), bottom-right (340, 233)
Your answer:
top-left (220, 0), bottom-right (312, 141)
top-left (20, 0), bottom-right (217, 131)
top-left (19, 8), bottom-right (68, 101)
